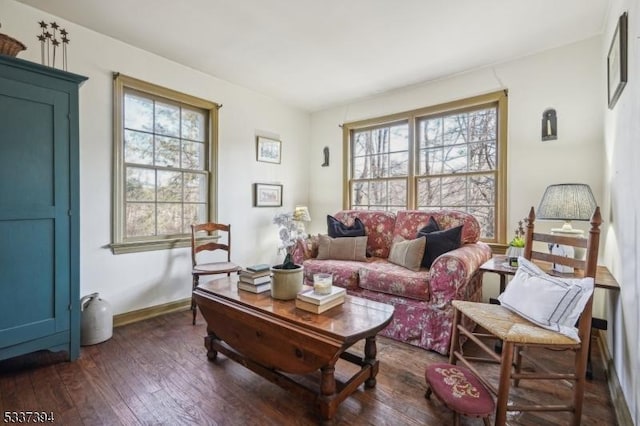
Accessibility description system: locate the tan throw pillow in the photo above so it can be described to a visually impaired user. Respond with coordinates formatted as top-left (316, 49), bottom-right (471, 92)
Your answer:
top-left (316, 235), bottom-right (368, 262)
top-left (388, 236), bottom-right (426, 272)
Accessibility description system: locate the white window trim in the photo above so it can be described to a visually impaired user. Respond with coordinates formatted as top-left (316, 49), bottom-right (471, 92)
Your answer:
top-left (110, 73), bottom-right (219, 254)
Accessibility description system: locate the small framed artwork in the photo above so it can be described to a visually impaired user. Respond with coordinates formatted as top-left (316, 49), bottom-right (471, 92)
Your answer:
top-left (253, 183), bottom-right (283, 207)
top-left (607, 12), bottom-right (628, 109)
top-left (256, 136), bottom-right (281, 164)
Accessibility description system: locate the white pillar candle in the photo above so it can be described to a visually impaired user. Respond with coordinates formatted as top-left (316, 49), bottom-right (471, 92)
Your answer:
top-left (313, 273), bottom-right (333, 295)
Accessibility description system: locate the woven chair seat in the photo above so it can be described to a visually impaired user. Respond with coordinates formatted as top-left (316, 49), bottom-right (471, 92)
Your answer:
top-left (452, 301), bottom-right (579, 346)
top-left (193, 261), bottom-right (241, 274)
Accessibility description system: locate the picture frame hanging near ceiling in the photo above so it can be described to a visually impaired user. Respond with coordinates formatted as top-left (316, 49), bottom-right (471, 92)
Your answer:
top-left (256, 136), bottom-right (282, 164)
top-left (607, 11), bottom-right (628, 109)
top-left (253, 183), bottom-right (283, 207)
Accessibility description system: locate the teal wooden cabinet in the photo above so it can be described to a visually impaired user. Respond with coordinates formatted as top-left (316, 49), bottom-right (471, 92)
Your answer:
top-left (0, 56), bottom-right (87, 361)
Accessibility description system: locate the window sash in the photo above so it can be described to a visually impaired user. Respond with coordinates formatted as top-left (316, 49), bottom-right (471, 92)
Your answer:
top-left (111, 74), bottom-right (219, 254)
top-left (343, 91), bottom-right (507, 245)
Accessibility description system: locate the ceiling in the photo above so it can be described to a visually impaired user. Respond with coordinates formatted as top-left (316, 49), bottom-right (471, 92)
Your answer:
top-left (17, 0), bottom-right (610, 112)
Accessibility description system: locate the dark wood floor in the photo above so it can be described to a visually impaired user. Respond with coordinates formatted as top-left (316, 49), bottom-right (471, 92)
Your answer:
top-left (0, 310), bottom-right (617, 425)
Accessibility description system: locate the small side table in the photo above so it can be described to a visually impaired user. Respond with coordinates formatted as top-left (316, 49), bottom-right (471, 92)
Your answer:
top-left (480, 255), bottom-right (620, 292)
top-left (479, 255), bottom-right (620, 379)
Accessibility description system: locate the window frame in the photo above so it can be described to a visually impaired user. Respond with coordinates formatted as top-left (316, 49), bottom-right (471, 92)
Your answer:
top-left (111, 74), bottom-right (219, 254)
top-left (342, 90), bottom-right (508, 248)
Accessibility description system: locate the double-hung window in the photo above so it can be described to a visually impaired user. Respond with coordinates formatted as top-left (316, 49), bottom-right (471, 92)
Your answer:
top-left (111, 74), bottom-right (218, 254)
top-left (344, 91), bottom-right (507, 245)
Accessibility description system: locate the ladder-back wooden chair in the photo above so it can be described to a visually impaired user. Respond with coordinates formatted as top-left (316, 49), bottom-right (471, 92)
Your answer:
top-left (191, 223), bottom-right (241, 324)
top-left (448, 206), bottom-right (601, 425)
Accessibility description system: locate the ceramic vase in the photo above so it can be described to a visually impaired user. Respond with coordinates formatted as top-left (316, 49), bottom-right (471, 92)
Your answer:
top-left (270, 265), bottom-right (304, 300)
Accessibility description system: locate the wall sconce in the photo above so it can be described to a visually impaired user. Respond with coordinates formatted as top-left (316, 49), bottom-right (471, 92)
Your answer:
top-left (541, 108), bottom-right (557, 141)
top-left (321, 146), bottom-right (330, 167)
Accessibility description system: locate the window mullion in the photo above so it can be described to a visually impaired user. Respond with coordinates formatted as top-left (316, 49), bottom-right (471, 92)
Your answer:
top-left (407, 116), bottom-right (416, 209)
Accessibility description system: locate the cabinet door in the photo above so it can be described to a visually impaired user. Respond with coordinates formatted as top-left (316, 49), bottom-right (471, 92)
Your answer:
top-left (0, 75), bottom-right (71, 348)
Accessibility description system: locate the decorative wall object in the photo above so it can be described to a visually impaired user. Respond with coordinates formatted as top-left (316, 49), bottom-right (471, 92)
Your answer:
top-left (541, 108), bottom-right (557, 141)
top-left (607, 12), bottom-right (627, 109)
top-left (256, 136), bottom-right (281, 163)
top-left (322, 146), bottom-right (330, 166)
top-left (253, 183), bottom-right (283, 207)
top-left (37, 21), bottom-right (70, 70)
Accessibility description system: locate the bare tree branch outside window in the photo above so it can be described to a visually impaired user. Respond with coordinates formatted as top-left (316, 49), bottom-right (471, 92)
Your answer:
top-left (124, 91), bottom-right (208, 238)
top-left (351, 123), bottom-right (408, 211)
top-left (416, 107), bottom-right (497, 238)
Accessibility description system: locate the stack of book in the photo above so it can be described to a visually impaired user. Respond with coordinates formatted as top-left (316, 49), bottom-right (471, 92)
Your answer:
top-left (238, 264), bottom-right (271, 294)
top-left (295, 285), bottom-right (346, 314)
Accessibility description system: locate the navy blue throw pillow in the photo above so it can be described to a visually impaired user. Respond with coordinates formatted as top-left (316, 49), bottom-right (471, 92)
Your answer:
top-left (417, 225), bottom-right (463, 269)
top-left (416, 216), bottom-right (440, 235)
top-left (327, 215), bottom-right (366, 238)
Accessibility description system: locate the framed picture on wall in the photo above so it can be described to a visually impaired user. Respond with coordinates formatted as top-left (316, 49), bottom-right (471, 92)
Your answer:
top-left (253, 183), bottom-right (283, 207)
top-left (256, 136), bottom-right (281, 163)
top-left (607, 12), bottom-right (628, 109)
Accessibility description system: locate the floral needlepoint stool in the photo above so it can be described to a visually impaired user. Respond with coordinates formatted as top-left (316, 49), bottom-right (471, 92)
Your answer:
top-left (425, 363), bottom-right (494, 426)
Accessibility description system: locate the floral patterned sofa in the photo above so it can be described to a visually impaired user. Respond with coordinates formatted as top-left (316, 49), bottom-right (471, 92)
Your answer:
top-left (293, 210), bottom-right (492, 354)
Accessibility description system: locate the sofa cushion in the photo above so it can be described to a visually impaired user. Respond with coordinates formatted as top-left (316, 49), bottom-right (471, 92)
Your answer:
top-left (327, 215), bottom-right (366, 238)
top-left (316, 235), bottom-right (368, 262)
top-left (333, 210), bottom-right (396, 258)
top-left (303, 258), bottom-right (381, 290)
top-left (358, 261), bottom-right (430, 301)
top-left (388, 236), bottom-right (426, 272)
top-left (394, 210), bottom-right (481, 244)
top-left (418, 225), bottom-right (463, 269)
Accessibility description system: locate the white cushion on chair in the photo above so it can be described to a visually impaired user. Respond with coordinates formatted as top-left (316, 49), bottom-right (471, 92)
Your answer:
top-left (497, 257), bottom-right (594, 341)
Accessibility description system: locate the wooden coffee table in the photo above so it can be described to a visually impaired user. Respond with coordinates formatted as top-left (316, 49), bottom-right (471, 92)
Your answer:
top-left (193, 277), bottom-right (394, 424)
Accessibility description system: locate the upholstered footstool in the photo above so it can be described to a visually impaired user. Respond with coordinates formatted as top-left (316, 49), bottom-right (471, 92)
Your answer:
top-left (425, 363), bottom-right (494, 426)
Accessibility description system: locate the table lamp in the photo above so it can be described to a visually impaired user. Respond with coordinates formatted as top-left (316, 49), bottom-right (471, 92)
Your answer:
top-left (292, 206), bottom-right (311, 234)
top-left (537, 183), bottom-right (596, 272)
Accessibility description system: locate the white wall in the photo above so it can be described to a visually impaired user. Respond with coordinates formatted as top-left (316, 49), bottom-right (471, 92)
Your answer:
top-left (603, 0), bottom-right (640, 423)
top-left (2, 1), bottom-right (311, 315)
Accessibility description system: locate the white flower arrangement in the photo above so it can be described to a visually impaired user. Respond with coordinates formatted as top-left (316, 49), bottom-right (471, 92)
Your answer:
top-left (273, 212), bottom-right (307, 266)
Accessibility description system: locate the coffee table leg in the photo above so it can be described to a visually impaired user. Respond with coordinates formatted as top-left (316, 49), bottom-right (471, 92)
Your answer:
top-left (364, 336), bottom-right (379, 388)
top-left (204, 329), bottom-right (219, 361)
top-left (319, 364), bottom-right (337, 424)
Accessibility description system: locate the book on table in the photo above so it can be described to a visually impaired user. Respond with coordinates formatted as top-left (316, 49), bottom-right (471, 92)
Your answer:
top-left (295, 296), bottom-right (344, 314)
top-left (297, 285), bottom-right (346, 305)
top-left (239, 274), bottom-right (272, 285)
top-left (240, 268), bottom-right (271, 279)
top-left (237, 281), bottom-right (271, 294)
top-left (246, 263), bottom-right (271, 273)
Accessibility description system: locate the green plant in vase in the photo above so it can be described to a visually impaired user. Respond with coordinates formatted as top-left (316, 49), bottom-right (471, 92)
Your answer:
top-left (506, 219), bottom-right (526, 265)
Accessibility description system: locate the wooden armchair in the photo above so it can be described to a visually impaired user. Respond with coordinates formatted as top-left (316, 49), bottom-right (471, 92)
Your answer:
top-left (191, 223), bottom-right (241, 324)
top-left (448, 206), bottom-right (601, 425)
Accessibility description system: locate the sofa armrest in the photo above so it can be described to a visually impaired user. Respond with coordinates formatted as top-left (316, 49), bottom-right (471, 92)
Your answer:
top-left (291, 235), bottom-right (320, 265)
top-left (428, 242), bottom-right (492, 306)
